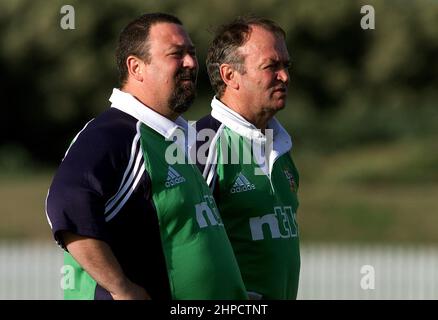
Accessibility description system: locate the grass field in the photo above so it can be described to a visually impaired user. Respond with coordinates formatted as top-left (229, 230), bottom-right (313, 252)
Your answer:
top-left (295, 136), bottom-right (438, 243)
top-left (1, 136), bottom-right (437, 243)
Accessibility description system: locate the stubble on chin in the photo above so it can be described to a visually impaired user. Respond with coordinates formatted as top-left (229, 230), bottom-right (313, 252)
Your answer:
top-left (168, 81), bottom-right (197, 114)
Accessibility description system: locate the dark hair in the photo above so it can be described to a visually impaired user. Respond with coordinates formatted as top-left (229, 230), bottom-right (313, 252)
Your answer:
top-left (116, 13), bottom-right (182, 86)
top-left (206, 16), bottom-right (286, 98)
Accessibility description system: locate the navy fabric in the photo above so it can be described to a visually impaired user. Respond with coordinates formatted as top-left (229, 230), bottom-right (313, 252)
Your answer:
top-left (194, 114), bottom-right (222, 197)
top-left (194, 114), bottom-right (222, 174)
top-left (46, 108), bottom-right (171, 300)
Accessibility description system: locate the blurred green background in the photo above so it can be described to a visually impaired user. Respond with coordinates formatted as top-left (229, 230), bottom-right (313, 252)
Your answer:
top-left (1, 0), bottom-right (437, 244)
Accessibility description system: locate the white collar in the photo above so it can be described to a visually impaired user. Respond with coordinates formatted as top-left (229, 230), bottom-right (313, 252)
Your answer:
top-left (210, 96), bottom-right (293, 176)
top-left (109, 88), bottom-right (188, 140)
top-left (210, 96), bottom-right (292, 151)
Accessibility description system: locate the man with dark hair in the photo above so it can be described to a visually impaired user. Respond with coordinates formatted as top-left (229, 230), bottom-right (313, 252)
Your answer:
top-left (195, 16), bottom-right (300, 299)
top-left (46, 13), bottom-right (247, 300)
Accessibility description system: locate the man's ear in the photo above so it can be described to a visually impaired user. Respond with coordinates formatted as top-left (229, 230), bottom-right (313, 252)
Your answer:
top-left (126, 55), bottom-right (145, 82)
top-left (219, 64), bottom-right (239, 90)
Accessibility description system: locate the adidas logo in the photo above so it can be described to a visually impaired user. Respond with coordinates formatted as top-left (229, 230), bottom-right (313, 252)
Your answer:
top-left (230, 173), bottom-right (256, 194)
top-left (165, 166), bottom-right (186, 188)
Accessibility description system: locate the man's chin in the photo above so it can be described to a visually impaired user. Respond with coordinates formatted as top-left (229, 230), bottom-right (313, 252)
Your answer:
top-left (171, 106), bottom-right (189, 114)
top-left (273, 100), bottom-right (287, 111)
top-left (172, 100), bottom-right (194, 113)
top-left (169, 90), bottom-right (196, 114)
top-left (269, 94), bottom-right (287, 109)
top-left (179, 81), bottom-right (196, 91)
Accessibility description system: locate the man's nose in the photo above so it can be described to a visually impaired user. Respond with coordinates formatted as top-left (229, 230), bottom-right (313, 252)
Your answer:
top-left (183, 53), bottom-right (198, 69)
top-left (277, 68), bottom-right (289, 85)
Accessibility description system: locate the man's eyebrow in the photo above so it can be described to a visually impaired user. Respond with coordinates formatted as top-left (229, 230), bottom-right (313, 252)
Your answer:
top-left (261, 58), bottom-right (291, 65)
top-left (168, 44), bottom-right (196, 51)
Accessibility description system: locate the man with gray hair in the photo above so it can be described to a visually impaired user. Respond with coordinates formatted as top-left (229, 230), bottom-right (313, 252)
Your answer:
top-left (195, 16), bottom-right (301, 299)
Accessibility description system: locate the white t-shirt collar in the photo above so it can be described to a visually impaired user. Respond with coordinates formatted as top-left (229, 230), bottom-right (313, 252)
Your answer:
top-left (109, 88), bottom-right (188, 140)
top-left (210, 96), bottom-right (292, 152)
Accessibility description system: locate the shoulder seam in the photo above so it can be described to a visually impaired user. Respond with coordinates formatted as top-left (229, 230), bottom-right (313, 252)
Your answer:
top-left (62, 119), bottom-right (95, 160)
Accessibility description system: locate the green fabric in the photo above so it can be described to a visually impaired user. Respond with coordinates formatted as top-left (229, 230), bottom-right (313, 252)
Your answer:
top-left (62, 124), bottom-right (247, 300)
top-left (215, 127), bottom-right (300, 299)
top-left (140, 124), bottom-right (247, 299)
top-left (63, 252), bottom-right (97, 300)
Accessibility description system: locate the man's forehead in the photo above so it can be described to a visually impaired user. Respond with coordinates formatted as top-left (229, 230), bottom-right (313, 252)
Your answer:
top-left (149, 22), bottom-right (193, 46)
top-left (239, 29), bottom-right (289, 61)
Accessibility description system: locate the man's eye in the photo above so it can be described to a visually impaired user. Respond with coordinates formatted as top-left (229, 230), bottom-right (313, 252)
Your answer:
top-left (171, 51), bottom-right (183, 57)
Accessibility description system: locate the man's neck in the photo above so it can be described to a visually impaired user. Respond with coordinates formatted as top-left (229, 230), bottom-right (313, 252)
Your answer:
top-left (219, 96), bottom-right (273, 131)
top-left (121, 85), bottom-right (179, 121)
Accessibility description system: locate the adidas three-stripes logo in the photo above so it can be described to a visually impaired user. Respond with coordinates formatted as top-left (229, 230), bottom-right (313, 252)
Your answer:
top-left (230, 173), bottom-right (256, 194)
top-left (165, 166), bottom-right (186, 188)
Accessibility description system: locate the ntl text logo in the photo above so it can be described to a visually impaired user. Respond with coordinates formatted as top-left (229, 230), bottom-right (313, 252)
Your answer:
top-left (195, 195), bottom-right (223, 228)
top-left (250, 206), bottom-right (298, 241)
